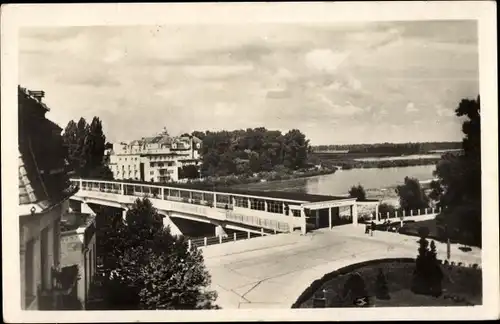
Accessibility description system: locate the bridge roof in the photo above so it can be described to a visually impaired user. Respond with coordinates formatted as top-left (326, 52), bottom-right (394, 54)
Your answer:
top-left (80, 178), bottom-right (355, 203)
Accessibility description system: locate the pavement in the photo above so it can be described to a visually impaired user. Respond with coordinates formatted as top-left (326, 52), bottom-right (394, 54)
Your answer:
top-left (200, 224), bottom-right (481, 309)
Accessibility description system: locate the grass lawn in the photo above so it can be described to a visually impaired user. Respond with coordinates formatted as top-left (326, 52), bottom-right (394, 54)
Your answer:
top-left (299, 260), bottom-right (482, 308)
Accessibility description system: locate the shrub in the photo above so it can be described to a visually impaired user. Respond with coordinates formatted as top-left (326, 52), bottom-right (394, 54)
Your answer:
top-left (342, 272), bottom-right (368, 304)
top-left (374, 269), bottom-right (390, 300)
top-left (412, 237), bottom-right (443, 297)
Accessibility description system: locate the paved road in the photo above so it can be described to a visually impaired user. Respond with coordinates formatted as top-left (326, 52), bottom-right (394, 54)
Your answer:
top-left (200, 225), bottom-right (481, 309)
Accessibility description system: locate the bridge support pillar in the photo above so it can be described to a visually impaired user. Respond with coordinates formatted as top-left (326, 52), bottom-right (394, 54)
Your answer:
top-left (161, 212), bottom-right (183, 237)
top-left (328, 207), bottom-right (332, 229)
top-left (300, 207), bottom-right (307, 235)
top-left (81, 202), bottom-right (96, 216)
top-left (375, 204), bottom-right (379, 222)
top-left (122, 208), bottom-right (127, 221)
top-left (351, 204), bottom-right (358, 226)
top-left (215, 225), bottom-right (227, 238)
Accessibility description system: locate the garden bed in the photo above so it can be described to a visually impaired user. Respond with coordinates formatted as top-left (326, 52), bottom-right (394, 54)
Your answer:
top-left (294, 258), bottom-right (482, 308)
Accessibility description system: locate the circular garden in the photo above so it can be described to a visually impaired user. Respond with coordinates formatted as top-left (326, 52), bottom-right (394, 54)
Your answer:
top-left (293, 257), bottom-right (482, 308)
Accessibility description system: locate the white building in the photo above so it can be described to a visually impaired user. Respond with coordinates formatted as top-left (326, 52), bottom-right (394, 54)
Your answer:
top-left (108, 130), bottom-right (202, 183)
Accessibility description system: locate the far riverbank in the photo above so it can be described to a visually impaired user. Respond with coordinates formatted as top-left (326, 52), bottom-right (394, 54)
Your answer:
top-left (188, 157), bottom-right (439, 190)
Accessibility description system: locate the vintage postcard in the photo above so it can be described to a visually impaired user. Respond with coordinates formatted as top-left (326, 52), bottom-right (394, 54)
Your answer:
top-left (1, 1), bottom-right (498, 322)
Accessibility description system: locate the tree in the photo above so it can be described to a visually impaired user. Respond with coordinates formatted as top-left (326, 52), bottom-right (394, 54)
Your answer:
top-left (374, 269), bottom-right (390, 300)
top-left (348, 184), bottom-right (366, 201)
top-left (62, 116), bottom-right (111, 179)
top-left (431, 96), bottom-right (481, 246)
top-left (411, 233), bottom-right (443, 297)
top-left (179, 165), bottom-right (200, 180)
top-left (412, 233), bottom-right (430, 295)
top-left (96, 199), bottom-right (218, 310)
top-left (396, 177), bottom-right (429, 212)
top-left (342, 272), bottom-right (368, 306)
top-left (283, 129), bottom-right (310, 170)
top-left (428, 240), bottom-right (443, 297)
top-left (378, 203), bottom-right (396, 217)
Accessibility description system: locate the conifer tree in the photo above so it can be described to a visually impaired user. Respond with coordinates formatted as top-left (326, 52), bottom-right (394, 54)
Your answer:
top-left (375, 268), bottom-right (390, 300)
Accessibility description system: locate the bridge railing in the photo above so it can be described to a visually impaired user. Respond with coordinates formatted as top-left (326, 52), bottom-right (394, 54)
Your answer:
top-left (225, 211), bottom-right (290, 233)
top-left (188, 231), bottom-right (268, 250)
top-left (73, 178), bottom-right (293, 233)
top-left (365, 207), bottom-right (442, 224)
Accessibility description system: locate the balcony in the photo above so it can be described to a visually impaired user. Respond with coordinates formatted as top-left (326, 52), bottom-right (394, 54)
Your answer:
top-left (37, 265), bottom-right (81, 310)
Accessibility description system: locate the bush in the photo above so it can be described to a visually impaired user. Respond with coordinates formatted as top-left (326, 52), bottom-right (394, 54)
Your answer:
top-left (411, 236), bottom-right (443, 297)
top-left (374, 269), bottom-right (390, 300)
top-left (342, 272), bottom-right (368, 302)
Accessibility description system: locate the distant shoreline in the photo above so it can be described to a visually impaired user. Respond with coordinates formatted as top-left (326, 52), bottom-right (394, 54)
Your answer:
top-left (189, 157), bottom-right (439, 190)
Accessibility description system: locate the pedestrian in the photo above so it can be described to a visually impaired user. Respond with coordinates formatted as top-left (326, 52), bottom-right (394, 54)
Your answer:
top-left (370, 221), bottom-right (375, 236)
top-left (365, 223), bottom-right (370, 234)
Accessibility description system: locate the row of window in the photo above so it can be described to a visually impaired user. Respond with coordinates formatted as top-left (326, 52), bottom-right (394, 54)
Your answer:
top-left (150, 161), bottom-right (175, 167)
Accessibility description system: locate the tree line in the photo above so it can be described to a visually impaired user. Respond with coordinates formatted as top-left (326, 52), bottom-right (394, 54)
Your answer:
top-left (188, 128), bottom-right (311, 177)
top-left (313, 142), bottom-right (462, 155)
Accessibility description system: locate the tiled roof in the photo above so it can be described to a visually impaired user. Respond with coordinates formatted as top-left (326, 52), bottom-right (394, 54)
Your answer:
top-left (18, 86), bottom-right (78, 214)
top-left (18, 149), bottom-right (51, 209)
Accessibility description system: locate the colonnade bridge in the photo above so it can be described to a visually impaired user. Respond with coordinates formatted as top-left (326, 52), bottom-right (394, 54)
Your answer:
top-left (69, 178), bottom-right (379, 238)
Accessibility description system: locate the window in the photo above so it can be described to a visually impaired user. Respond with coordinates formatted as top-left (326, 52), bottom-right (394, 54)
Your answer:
top-left (292, 210), bottom-right (301, 217)
top-left (267, 201), bottom-right (284, 214)
top-left (24, 239), bottom-right (35, 307)
top-left (234, 197), bottom-right (248, 208)
top-left (250, 198), bottom-right (265, 211)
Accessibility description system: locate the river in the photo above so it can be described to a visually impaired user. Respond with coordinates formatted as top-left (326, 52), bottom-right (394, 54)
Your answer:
top-left (232, 164), bottom-right (437, 204)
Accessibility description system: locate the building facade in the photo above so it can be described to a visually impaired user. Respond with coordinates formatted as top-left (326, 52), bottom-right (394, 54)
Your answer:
top-left (60, 211), bottom-right (97, 309)
top-left (18, 86), bottom-right (79, 310)
top-left (108, 130), bottom-right (202, 183)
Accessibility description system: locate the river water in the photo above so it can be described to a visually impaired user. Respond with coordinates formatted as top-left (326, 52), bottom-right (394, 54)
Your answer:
top-left (232, 164), bottom-right (437, 203)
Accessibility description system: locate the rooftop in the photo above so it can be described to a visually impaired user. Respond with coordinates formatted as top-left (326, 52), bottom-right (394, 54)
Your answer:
top-left (19, 86), bottom-right (77, 213)
top-left (80, 177), bottom-right (357, 203)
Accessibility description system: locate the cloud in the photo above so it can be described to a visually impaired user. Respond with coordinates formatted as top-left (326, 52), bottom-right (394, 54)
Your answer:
top-left (318, 95), bottom-right (365, 116)
top-left (405, 102), bottom-right (418, 113)
top-left (18, 22), bottom-right (478, 145)
top-left (436, 104), bottom-right (456, 117)
top-left (304, 49), bottom-right (349, 73)
top-left (266, 89), bottom-right (291, 99)
top-left (103, 48), bottom-right (126, 63)
top-left (183, 64), bottom-right (255, 80)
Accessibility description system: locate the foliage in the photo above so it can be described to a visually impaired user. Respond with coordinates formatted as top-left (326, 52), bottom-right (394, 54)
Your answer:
top-left (396, 177), bottom-right (429, 212)
top-left (348, 184), bottom-right (366, 201)
top-left (178, 165), bottom-right (200, 180)
top-left (96, 199), bottom-right (218, 310)
top-left (342, 272), bottom-right (368, 302)
top-left (195, 127), bottom-right (310, 177)
top-left (430, 96), bottom-right (481, 247)
top-left (316, 155), bottom-right (442, 170)
top-left (378, 203), bottom-right (396, 217)
top-left (374, 269), bottom-right (390, 300)
top-left (62, 117), bottom-right (113, 179)
top-left (312, 141), bottom-right (462, 155)
top-left (412, 234), bottom-right (443, 297)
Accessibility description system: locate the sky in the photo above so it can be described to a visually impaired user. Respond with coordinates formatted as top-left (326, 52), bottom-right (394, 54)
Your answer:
top-left (19, 20), bottom-right (479, 145)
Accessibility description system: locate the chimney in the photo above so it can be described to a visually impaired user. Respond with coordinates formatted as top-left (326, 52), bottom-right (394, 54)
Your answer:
top-left (28, 90), bottom-right (45, 102)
